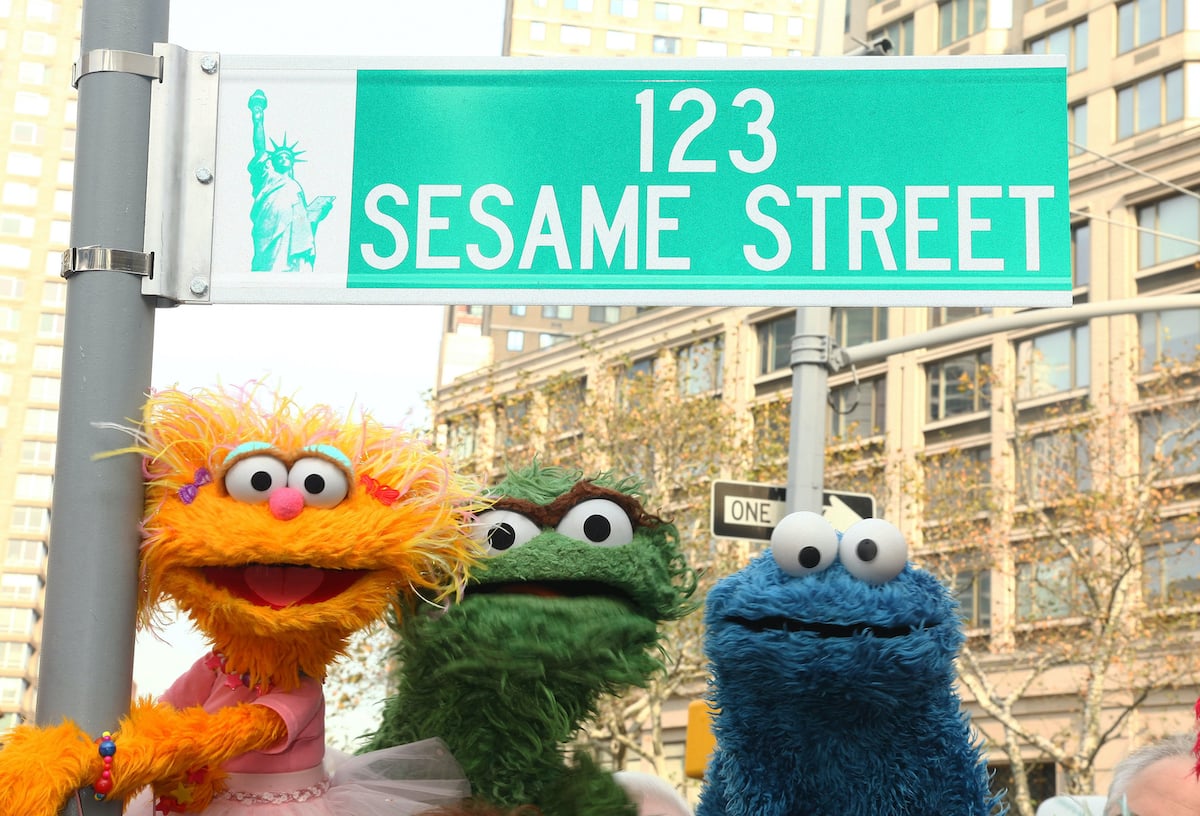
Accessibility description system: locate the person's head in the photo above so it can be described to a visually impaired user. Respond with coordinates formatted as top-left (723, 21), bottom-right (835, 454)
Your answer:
top-left (1105, 732), bottom-right (1200, 816)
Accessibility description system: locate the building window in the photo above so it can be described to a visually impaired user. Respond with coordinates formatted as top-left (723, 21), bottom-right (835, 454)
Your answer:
top-left (506, 330), bottom-right (524, 352)
top-left (1016, 545), bottom-right (1081, 620)
top-left (1020, 430), bottom-right (1092, 505)
top-left (560, 24), bottom-right (592, 45)
top-left (938, 0), bottom-right (988, 47)
top-left (926, 349), bottom-right (991, 421)
top-left (589, 305), bottom-right (620, 323)
top-left (741, 44), bottom-right (772, 56)
top-left (1139, 406), bottom-right (1200, 479)
top-left (744, 11), bottom-right (774, 32)
top-left (10, 507), bottom-right (49, 534)
top-left (696, 39), bottom-right (728, 56)
top-left (0, 307), bottom-right (20, 332)
top-left (541, 305), bottom-right (573, 320)
top-left (563, 0), bottom-right (594, 9)
top-left (757, 313), bottom-right (795, 376)
top-left (0, 678), bottom-right (26, 708)
top-left (787, 16), bottom-right (805, 37)
top-left (1138, 307), bottom-right (1200, 370)
top-left (610, 0), bottom-right (638, 16)
top-left (699, 6), bottom-right (728, 26)
top-left (606, 29), bottom-right (635, 49)
top-left (1143, 526), bottom-right (1200, 605)
top-left (617, 357), bottom-right (656, 406)
top-left (446, 418), bottom-right (477, 461)
top-left (19, 440), bottom-right (56, 467)
top-left (510, 305), bottom-right (526, 317)
top-left (0, 642), bottom-right (31, 671)
top-left (539, 333), bottom-right (569, 348)
top-left (676, 335), bottom-right (724, 395)
top-left (27, 376), bottom-right (60, 404)
top-left (530, 21), bottom-right (546, 40)
top-left (1071, 221), bottom-right (1090, 287)
top-left (923, 445), bottom-right (991, 518)
top-left (38, 313), bottom-right (64, 338)
top-left (0, 608), bottom-right (36, 636)
top-left (23, 408), bottom-right (57, 436)
top-left (832, 307), bottom-right (886, 349)
top-left (31, 345), bottom-right (61, 372)
top-left (10, 121), bottom-right (40, 145)
top-left (42, 280), bottom-right (65, 307)
top-left (828, 376), bottom-right (886, 439)
top-left (1117, 0), bottom-right (1184, 53)
top-left (870, 16), bottom-right (915, 55)
top-left (1015, 324), bottom-right (1090, 400)
top-left (655, 1), bottom-right (683, 21)
top-left (1136, 192), bottom-right (1199, 268)
top-left (14, 473), bottom-right (52, 501)
top-left (1027, 19), bottom-right (1088, 73)
top-left (0, 340), bottom-right (16, 364)
top-left (653, 35), bottom-right (680, 53)
top-left (1117, 67), bottom-right (1183, 140)
top-left (17, 61), bottom-right (47, 85)
top-left (0, 276), bottom-right (23, 300)
top-left (6, 539), bottom-right (47, 568)
top-left (929, 307), bottom-right (991, 327)
top-left (547, 377), bottom-right (587, 440)
top-left (0, 574), bottom-right (41, 603)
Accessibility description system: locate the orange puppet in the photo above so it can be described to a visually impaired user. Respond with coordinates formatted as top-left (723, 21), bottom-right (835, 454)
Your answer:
top-left (0, 384), bottom-right (484, 816)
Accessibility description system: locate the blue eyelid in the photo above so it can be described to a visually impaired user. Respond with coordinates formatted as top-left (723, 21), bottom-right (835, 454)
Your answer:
top-left (225, 441), bottom-right (274, 464)
top-left (303, 444), bottom-right (353, 473)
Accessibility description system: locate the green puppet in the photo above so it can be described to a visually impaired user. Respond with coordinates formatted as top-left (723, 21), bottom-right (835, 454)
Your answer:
top-left (364, 463), bottom-right (698, 816)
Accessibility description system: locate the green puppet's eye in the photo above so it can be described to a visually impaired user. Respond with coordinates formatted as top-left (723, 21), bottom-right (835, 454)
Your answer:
top-left (556, 499), bottom-right (635, 547)
top-left (472, 510), bottom-right (542, 555)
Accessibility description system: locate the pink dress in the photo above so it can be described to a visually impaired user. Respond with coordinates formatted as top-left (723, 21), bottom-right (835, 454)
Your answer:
top-left (125, 653), bottom-right (469, 816)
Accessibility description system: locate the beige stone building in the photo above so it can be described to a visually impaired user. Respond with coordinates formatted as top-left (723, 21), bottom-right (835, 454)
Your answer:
top-left (0, 0), bottom-right (77, 730)
top-left (430, 0), bottom-right (1200, 806)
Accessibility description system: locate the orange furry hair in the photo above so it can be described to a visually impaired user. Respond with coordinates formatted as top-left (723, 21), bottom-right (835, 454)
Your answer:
top-left (109, 383), bottom-right (484, 628)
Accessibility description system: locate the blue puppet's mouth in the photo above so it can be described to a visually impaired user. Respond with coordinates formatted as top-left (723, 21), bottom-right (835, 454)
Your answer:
top-left (726, 615), bottom-right (913, 638)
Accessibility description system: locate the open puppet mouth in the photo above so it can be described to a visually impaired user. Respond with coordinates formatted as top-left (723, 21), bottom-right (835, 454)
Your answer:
top-left (726, 615), bottom-right (913, 639)
top-left (202, 565), bottom-right (369, 610)
top-left (470, 580), bottom-right (631, 603)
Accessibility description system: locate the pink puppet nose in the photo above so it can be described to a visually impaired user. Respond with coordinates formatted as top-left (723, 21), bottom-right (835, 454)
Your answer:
top-left (269, 487), bottom-right (305, 521)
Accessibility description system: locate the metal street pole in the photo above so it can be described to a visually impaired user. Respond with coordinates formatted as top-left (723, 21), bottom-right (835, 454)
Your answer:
top-left (37, 4), bottom-right (165, 815)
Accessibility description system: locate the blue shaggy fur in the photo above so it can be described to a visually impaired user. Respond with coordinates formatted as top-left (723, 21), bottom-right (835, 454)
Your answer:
top-left (698, 517), bottom-right (1001, 816)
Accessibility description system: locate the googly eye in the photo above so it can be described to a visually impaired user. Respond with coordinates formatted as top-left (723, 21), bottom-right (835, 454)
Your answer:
top-left (556, 499), bottom-right (635, 547)
top-left (288, 457), bottom-right (350, 509)
top-left (472, 510), bottom-right (542, 555)
top-left (223, 454), bottom-right (288, 504)
top-left (839, 518), bottom-right (907, 585)
top-left (770, 511), bottom-right (838, 577)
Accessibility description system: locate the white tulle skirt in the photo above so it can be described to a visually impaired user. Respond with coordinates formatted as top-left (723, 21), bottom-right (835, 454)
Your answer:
top-left (124, 738), bottom-right (469, 816)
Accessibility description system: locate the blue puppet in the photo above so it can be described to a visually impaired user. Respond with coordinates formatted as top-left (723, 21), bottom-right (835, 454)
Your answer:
top-left (699, 512), bottom-right (1001, 816)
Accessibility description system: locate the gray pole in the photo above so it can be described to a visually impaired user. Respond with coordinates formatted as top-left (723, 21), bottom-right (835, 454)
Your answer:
top-left (37, 2), bottom-right (165, 814)
top-left (787, 307), bottom-right (832, 513)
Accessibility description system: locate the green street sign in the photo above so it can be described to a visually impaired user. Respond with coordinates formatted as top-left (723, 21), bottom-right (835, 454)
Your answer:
top-left (152, 53), bottom-right (1069, 306)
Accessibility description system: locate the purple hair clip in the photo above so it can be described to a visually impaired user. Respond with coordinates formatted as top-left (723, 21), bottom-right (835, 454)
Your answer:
top-left (178, 467), bottom-right (212, 505)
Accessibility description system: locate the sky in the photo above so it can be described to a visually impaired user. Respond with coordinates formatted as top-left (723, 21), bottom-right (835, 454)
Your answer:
top-left (132, 0), bottom-right (506, 703)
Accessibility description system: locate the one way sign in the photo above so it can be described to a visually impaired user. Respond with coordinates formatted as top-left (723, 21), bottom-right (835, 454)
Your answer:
top-left (710, 480), bottom-right (876, 543)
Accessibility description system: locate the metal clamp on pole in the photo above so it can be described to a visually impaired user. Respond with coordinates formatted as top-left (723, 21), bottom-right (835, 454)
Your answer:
top-left (60, 246), bottom-right (154, 280)
top-left (72, 48), bottom-right (163, 88)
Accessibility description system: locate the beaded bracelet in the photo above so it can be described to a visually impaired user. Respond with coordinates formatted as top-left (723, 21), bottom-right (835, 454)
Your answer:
top-left (93, 730), bottom-right (116, 801)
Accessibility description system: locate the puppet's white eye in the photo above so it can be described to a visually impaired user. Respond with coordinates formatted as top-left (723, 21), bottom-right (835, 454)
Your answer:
top-left (770, 511), bottom-right (838, 577)
top-left (472, 510), bottom-right (542, 555)
top-left (288, 457), bottom-right (349, 509)
top-left (556, 499), bottom-right (635, 547)
top-left (839, 518), bottom-right (907, 584)
top-left (223, 455), bottom-right (288, 504)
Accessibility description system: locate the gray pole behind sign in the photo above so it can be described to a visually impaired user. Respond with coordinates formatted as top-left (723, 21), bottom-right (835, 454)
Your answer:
top-left (37, 4), bottom-right (164, 814)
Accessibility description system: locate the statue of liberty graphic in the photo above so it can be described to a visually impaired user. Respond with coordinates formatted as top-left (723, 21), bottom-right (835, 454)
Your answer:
top-left (246, 89), bottom-right (334, 273)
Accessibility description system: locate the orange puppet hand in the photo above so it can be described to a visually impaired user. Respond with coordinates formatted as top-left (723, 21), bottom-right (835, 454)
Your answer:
top-left (0, 720), bottom-right (102, 816)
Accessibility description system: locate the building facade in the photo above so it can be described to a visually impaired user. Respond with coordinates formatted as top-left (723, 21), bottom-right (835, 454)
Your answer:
top-left (0, 0), bottom-right (77, 730)
top-left (433, 0), bottom-right (1200, 805)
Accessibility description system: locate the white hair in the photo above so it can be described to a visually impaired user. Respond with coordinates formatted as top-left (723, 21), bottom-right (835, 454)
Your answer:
top-left (1104, 732), bottom-right (1196, 816)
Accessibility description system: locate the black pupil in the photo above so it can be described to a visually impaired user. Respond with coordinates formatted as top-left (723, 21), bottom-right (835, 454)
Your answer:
top-left (304, 474), bottom-right (326, 494)
top-left (250, 471), bottom-right (273, 492)
top-left (583, 514), bottom-right (611, 542)
top-left (857, 538), bottom-right (878, 562)
top-left (798, 546), bottom-right (822, 569)
top-left (489, 522), bottom-right (516, 551)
